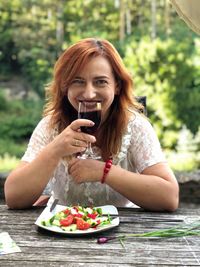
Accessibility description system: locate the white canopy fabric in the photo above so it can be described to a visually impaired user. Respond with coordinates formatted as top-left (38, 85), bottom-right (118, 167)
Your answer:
top-left (170, 0), bottom-right (200, 35)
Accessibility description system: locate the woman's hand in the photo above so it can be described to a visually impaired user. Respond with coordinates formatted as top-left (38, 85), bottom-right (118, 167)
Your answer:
top-left (68, 158), bottom-right (104, 183)
top-left (51, 119), bottom-right (96, 158)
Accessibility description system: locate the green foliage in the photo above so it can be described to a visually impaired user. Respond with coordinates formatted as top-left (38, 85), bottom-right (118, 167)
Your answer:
top-left (124, 37), bottom-right (200, 149)
top-left (19, 52), bottom-right (53, 97)
top-left (165, 126), bottom-right (200, 171)
top-left (0, 90), bottom-right (8, 110)
top-left (0, 153), bottom-right (20, 172)
top-left (166, 151), bottom-right (199, 172)
top-left (0, 97), bottom-right (43, 157)
top-left (0, 99), bottom-right (43, 141)
top-left (173, 39), bottom-right (200, 134)
top-left (0, 140), bottom-right (27, 159)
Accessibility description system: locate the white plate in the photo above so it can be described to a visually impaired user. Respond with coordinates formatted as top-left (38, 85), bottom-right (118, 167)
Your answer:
top-left (35, 205), bottom-right (119, 235)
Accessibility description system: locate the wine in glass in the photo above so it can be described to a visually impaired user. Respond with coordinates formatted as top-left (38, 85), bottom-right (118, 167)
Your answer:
top-left (78, 100), bottom-right (101, 159)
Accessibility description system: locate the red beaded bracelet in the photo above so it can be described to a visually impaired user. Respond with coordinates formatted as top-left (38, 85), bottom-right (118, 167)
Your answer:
top-left (101, 158), bottom-right (113, 184)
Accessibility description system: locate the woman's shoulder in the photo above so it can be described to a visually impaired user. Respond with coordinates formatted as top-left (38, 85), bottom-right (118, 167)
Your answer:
top-left (37, 114), bottom-right (52, 126)
top-left (35, 114), bottom-right (56, 131)
top-left (32, 114), bottom-right (57, 138)
top-left (127, 111), bottom-right (159, 142)
top-left (128, 110), bottom-right (151, 128)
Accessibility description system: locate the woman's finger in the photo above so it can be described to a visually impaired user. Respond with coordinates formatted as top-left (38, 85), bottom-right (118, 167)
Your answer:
top-left (70, 119), bottom-right (96, 143)
top-left (72, 139), bottom-right (87, 148)
top-left (70, 119), bottom-right (94, 131)
top-left (68, 158), bottom-right (79, 174)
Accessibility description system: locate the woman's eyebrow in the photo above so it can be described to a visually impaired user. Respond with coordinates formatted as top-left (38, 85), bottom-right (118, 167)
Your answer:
top-left (94, 75), bottom-right (109, 79)
top-left (74, 76), bottom-right (84, 80)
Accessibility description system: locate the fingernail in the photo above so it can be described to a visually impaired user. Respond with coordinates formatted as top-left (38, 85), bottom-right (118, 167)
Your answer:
top-left (90, 121), bottom-right (95, 125)
top-left (91, 137), bottom-right (96, 142)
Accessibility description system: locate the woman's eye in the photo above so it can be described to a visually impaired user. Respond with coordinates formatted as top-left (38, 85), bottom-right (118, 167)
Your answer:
top-left (72, 79), bottom-right (84, 85)
top-left (95, 80), bottom-right (108, 86)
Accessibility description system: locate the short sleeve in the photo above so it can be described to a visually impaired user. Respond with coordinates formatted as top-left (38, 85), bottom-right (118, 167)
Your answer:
top-left (129, 114), bottom-right (166, 173)
top-left (21, 116), bottom-right (52, 162)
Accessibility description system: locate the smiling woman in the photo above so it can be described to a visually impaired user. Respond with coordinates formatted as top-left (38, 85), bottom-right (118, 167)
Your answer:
top-left (4, 38), bottom-right (179, 211)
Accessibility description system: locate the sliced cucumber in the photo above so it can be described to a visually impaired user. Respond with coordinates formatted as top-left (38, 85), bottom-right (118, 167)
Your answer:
top-left (52, 219), bottom-right (61, 227)
top-left (61, 224), bottom-right (77, 231)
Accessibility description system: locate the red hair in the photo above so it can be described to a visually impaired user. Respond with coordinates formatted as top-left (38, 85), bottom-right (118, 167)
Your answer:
top-left (44, 38), bottom-right (142, 160)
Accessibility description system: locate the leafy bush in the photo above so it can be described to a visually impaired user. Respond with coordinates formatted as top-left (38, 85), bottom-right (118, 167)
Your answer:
top-left (166, 150), bottom-right (198, 172)
top-left (0, 139), bottom-right (27, 158)
top-left (164, 125), bottom-right (200, 171)
top-left (0, 153), bottom-right (20, 172)
top-left (0, 90), bottom-right (8, 111)
top-left (0, 96), bottom-right (43, 157)
top-left (124, 37), bottom-right (200, 148)
top-left (18, 48), bottom-right (53, 97)
top-left (0, 99), bottom-right (43, 141)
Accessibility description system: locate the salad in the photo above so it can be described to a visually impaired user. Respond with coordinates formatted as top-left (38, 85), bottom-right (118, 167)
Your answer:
top-left (41, 206), bottom-right (112, 231)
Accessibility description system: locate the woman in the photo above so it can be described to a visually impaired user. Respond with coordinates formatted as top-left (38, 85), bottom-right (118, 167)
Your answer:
top-left (4, 38), bottom-right (179, 211)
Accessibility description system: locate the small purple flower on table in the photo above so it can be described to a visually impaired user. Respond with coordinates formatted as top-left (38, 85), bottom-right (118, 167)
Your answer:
top-left (97, 236), bottom-right (116, 244)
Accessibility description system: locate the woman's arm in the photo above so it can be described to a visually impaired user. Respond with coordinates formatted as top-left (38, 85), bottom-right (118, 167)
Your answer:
top-left (68, 159), bottom-right (179, 212)
top-left (4, 119), bottom-right (96, 209)
top-left (105, 162), bottom-right (179, 211)
top-left (4, 143), bottom-right (61, 209)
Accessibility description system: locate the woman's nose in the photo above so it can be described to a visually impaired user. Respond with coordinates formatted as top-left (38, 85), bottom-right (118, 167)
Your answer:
top-left (82, 83), bottom-right (96, 99)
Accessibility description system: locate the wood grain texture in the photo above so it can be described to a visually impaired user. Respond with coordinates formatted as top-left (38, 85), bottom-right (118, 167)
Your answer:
top-left (1, 205), bottom-right (200, 266)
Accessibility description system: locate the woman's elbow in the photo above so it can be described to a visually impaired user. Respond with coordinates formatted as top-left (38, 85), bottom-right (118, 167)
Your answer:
top-left (166, 197), bottom-right (179, 212)
top-left (4, 187), bottom-right (21, 209)
top-left (5, 194), bottom-right (32, 209)
top-left (165, 184), bottom-right (179, 212)
top-left (4, 179), bottom-right (29, 209)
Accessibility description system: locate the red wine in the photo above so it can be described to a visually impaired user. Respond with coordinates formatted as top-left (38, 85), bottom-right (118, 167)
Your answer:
top-left (79, 110), bottom-right (101, 134)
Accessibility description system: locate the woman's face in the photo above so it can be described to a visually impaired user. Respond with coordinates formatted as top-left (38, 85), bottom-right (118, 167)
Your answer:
top-left (67, 56), bottom-right (118, 121)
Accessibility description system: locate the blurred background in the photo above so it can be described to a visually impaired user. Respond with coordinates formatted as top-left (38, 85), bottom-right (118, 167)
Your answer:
top-left (0, 0), bottom-right (199, 173)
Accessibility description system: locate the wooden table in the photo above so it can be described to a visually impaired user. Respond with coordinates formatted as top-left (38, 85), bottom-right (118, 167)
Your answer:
top-left (1, 204), bottom-right (200, 266)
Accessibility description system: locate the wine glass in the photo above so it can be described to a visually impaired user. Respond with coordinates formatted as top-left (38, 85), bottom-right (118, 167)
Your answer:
top-left (77, 100), bottom-right (101, 159)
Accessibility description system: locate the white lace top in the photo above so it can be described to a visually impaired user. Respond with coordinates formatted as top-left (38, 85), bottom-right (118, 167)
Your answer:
top-left (21, 112), bottom-right (166, 207)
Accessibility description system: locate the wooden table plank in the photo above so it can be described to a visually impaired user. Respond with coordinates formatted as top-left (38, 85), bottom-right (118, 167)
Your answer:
top-left (1, 205), bottom-right (200, 266)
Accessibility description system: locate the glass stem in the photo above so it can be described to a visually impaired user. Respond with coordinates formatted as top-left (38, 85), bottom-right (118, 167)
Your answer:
top-left (86, 142), bottom-right (93, 157)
